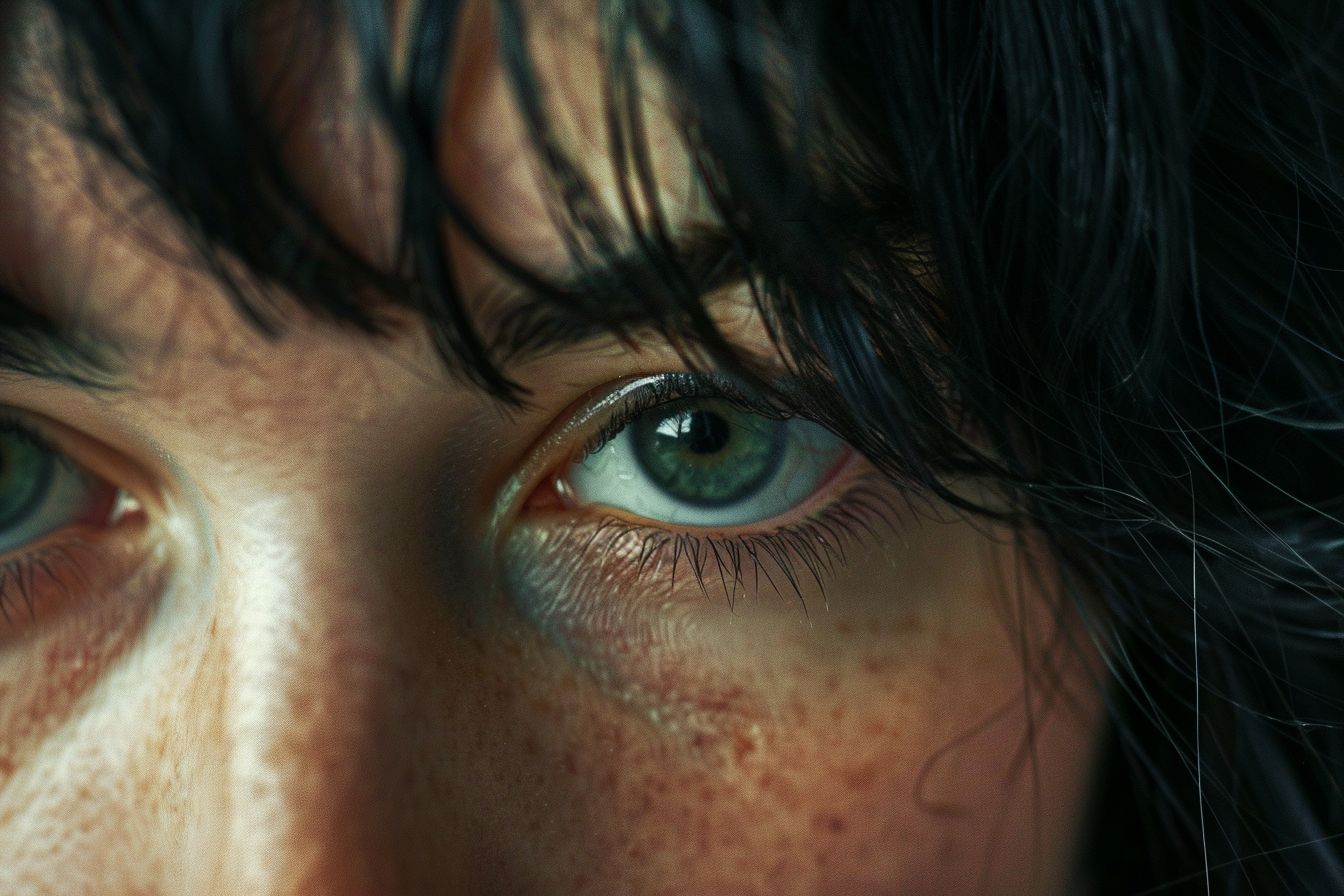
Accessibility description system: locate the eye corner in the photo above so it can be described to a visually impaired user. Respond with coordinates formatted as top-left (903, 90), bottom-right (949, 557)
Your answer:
top-left (91, 487), bottom-right (147, 530)
top-left (521, 474), bottom-right (570, 513)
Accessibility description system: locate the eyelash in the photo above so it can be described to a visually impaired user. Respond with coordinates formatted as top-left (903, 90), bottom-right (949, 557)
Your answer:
top-left (0, 541), bottom-right (91, 627)
top-left (576, 477), bottom-right (899, 611)
top-left (0, 421), bottom-right (68, 625)
top-left (537, 373), bottom-right (902, 609)
top-left (573, 372), bottom-right (795, 464)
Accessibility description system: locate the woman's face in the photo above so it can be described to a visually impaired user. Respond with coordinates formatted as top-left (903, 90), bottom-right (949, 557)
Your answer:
top-left (0, 2), bottom-right (1105, 893)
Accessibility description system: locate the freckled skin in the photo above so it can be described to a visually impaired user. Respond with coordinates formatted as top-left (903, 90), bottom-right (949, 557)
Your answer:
top-left (0, 2), bottom-right (1108, 894)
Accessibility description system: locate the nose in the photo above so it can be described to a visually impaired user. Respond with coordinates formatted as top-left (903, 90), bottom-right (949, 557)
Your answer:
top-left (171, 484), bottom-right (477, 896)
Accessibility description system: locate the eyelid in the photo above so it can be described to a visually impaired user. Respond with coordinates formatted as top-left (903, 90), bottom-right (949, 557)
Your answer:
top-left (0, 409), bottom-right (161, 525)
top-left (490, 376), bottom-right (666, 542)
top-left (489, 373), bottom-right (803, 538)
top-left (0, 407), bottom-right (164, 641)
top-left (573, 373), bottom-right (798, 463)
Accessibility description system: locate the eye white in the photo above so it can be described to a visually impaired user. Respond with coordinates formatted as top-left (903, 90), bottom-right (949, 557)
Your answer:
top-left (565, 412), bottom-right (849, 528)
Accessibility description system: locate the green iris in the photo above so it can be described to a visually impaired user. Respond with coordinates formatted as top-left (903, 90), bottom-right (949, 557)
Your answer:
top-left (0, 432), bottom-right (54, 532)
top-left (630, 399), bottom-right (785, 507)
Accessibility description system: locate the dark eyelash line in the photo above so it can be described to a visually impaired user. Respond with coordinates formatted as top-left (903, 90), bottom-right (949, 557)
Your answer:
top-left (0, 416), bottom-right (142, 632)
top-left (539, 375), bottom-right (912, 613)
top-left (0, 447), bottom-right (67, 628)
top-left (0, 415), bottom-right (57, 454)
top-left (0, 416), bottom-right (63, 627)
top-left (573, 474), bottom-right (905, 614)
top-left (0, 414), bottom-right (83, 479)
top-left (577, 372), bottom-right (800, 463)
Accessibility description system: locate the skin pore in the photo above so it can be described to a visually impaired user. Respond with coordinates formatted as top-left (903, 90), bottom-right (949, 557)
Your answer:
top-left (0, 1), bottom-right (1106, 893)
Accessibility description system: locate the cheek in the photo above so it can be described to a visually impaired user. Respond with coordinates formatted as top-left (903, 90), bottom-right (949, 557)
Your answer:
top-left (415, 633), bottom-right (1101, 896)
top-left (415, 517), bottom-right (1105, 895)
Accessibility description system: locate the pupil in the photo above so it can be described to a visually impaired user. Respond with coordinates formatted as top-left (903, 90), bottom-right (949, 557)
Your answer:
top-left (683, 411), bottom-right (730, 455)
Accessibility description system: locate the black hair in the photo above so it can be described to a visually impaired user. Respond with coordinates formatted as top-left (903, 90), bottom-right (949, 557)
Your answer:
top-left (18, 0), bottom-right (1344, 891)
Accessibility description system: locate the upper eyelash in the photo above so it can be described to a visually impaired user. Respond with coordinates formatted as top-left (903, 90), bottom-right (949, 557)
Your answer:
top-left (0, 416), bottom-right (83, 481)
top-left (576, 372), bottom-right (802, 462)
top-left (0, 416), bottom-right (58, 454)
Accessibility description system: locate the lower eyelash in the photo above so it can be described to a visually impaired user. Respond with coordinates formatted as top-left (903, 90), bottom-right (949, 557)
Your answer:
top-left (655, 478), bottom-right (905, 611)
top-left (0, 541), bottom-right (99, 628)
top-left (0, 501), bottom-right (150, 636)
top-left (506, 474), bottom-right (908, 641)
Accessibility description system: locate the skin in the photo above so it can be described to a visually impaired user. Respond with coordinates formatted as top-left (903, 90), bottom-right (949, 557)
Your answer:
top-left (0, 2), bottom-right (1107, 893)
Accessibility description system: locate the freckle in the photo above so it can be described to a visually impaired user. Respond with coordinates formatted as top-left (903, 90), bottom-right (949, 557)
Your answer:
top-left (829, 703), bottom-right (846, 724)
top-left (863, 719), bottom-right (890, 739)
top-left (862, 655), bottom-right (902, 676)
top-left (842, 762), bottom-right (878, 790)
top-left (835, 620), bottom-right (853, 635)
top-left (522, 734), bottom-right (540, 756)
top-left (732, 730), bottom-right (757, 762)
top-left (813, 813), bottom-right (846, 834)
top-left (786, 696), bottom-right (809, 726)
top-left (888, 616), bottom-right (920, 636)
top-left (561, 751), bottom-right (578, 774)
top-left (754, 770), bottom-right (802, 813)
top-left (526, 694), bottom-right (561, 722)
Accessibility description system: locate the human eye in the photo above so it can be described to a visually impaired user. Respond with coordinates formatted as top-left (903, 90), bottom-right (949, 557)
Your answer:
top-left (496, 373), bottom-right (898, 695)
top-left (0, 411), bottom-right (150, 638)
top-left (559, 380), bottom-right (851, 529)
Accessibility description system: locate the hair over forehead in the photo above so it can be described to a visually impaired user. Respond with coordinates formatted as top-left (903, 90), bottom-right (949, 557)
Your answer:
top-left (10, 1), bottom-right (1344, 892)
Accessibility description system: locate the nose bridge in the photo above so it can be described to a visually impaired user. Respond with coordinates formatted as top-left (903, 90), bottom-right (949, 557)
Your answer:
top-left (193, 488), bottom-right (409, 895)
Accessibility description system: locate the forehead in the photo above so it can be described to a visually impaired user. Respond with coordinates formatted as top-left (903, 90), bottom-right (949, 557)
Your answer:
top-left (0, 0), bottom-right (715, 387)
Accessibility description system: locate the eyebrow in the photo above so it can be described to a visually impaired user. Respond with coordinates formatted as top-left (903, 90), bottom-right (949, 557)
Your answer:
top-left (0, 285), bottom-right (126, 387)
top-left (0, 223), bottom-right (748, 386)
top-left (477, 222), bottom-right (748, 365)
